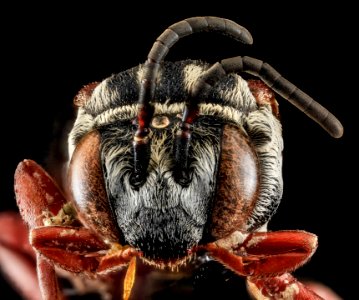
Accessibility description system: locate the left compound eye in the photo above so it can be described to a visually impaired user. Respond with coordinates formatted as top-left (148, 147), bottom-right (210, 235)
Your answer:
top-left (210, 124), bottom-right (260, 240)
top-left (68, 130), bottom-right (120, 242)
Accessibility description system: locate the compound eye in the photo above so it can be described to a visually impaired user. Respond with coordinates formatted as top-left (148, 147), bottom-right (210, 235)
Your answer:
top-left (210, 124), bottom-right (260, 240)
top-left (68, 130), bottom-right (120, 242)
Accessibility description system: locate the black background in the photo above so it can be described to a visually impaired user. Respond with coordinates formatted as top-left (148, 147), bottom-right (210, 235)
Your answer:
top-left (1, 3), bottom-right (356, 299)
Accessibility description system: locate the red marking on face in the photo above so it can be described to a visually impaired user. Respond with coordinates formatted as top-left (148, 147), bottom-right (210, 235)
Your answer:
top-left (73, 82), bottom-right (100, 107)
top-left (248, 80), bottom-right (279, 117)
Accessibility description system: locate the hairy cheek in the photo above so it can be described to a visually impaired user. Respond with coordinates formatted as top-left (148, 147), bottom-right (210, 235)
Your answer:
top-left (210, 125), bottom-right (259, 240)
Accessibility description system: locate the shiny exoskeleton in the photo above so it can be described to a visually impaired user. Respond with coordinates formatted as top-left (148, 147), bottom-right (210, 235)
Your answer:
top-left (2, 16), bottom-right (343, 300)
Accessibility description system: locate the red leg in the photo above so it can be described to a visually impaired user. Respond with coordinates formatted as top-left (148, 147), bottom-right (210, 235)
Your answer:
top-left (201, 230), bottom-right (321, 299)
top-left (303, 281), bottom-right (343, 300)
top-left (31, 224), bottom-right (140, 300)
top-left (0, 212), bottom-right (40, 300)
top-left (14, 159), bottom-right (140, 299)
top-left (0, 212), bottom-right (35, 258)
top-left (248, 273), bottom-right (324, 300)
top-left (14, 160), bottom-right (68, 299)
top-left (31, 225), bottom-right (140, 275)
top-left (31, 226), bottom-right (108, 274)
top-left (203, 230), bottom-right (317, 276)
top-left (14, 160), bottom-right (67, 228)
top-left (37, 254), bottom-right (64, 300)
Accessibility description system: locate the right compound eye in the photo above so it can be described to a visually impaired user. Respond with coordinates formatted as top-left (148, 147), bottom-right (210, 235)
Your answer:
top-left (210, 124), bottom-right (260, 240)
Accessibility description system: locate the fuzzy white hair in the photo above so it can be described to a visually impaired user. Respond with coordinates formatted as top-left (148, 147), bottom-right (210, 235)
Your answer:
top-left (68, 61), bottom-right (283, 230)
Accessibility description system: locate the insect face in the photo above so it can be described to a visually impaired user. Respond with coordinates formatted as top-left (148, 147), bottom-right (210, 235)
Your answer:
top-left (9, 16), bottom-right (343, 300)
top-left (68, 61), bottom-right (282, 265)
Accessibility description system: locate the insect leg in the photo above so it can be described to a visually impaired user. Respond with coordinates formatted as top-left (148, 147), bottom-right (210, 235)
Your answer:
top-left (32, 225), bottom-right (140, 275)
top-left (203, 230), bottom-right (318, 277)
top-left (200, 230), bottom-right (321, 299)
top-left (247, 272), bottom-right (324, 300)
top-left (15, 159), bottom-right (68, 227)
top-left (14, 160), bottom-right (68, 300)
top-left (0, 212), bottom-right (41, 300)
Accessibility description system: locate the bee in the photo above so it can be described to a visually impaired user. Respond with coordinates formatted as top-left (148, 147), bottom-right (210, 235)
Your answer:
top-left (4, 16), bottom-right (343, 299)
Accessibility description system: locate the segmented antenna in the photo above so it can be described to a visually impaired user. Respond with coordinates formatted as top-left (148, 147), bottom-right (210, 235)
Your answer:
top-left (133, 16), bottom-right (343, 187)
top-left (132, 16), bottom-right (253, 187)
top-left (219, 56), bottom-right (343, 138)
